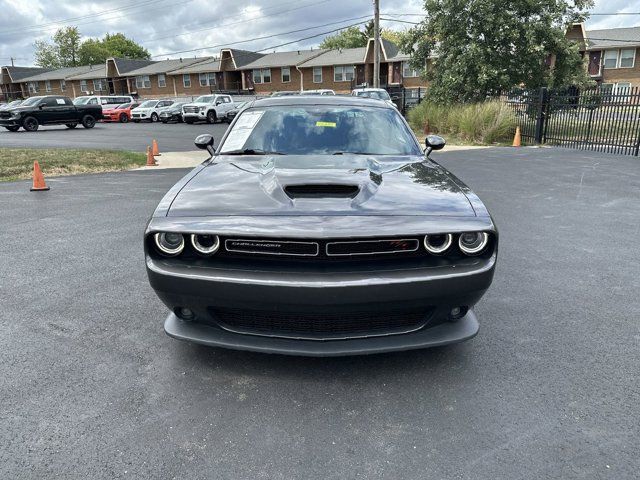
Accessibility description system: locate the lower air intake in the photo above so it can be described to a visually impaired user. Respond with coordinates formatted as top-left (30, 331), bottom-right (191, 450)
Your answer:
top-left (209, 307), bottom-right (432, 340)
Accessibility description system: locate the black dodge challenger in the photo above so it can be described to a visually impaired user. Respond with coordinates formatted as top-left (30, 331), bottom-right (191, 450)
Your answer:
top-left (145, 96), bottom-right (498, 356)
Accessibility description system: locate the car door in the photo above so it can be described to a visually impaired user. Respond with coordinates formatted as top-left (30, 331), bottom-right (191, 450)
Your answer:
top-left (38, 97), bottom-right (66, 123)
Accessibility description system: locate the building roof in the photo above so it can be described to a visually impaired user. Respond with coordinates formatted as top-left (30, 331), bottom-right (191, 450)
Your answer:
top-left (18, 65), bottom-right (101, 82)
top-left (2, 66), bottom-right (51, 83)
top-left (240, 49), bottom-right (326, 69)
top-left (298, 47), bottom-right (367, 67)
top-left (123, 57), bottom-right (205, 76)
top-left (110, 58), bottom-right (157, 76)
top-left (223, 48), bottom-right (266, 69)
top-left (66, 64), bottom-right (107, 80)
top-left (586, 26), bottom-right (640, 49)
top-left (169, 57), bottom-right (219, 74)
top-left (383, 39), bottom-right (411, 61)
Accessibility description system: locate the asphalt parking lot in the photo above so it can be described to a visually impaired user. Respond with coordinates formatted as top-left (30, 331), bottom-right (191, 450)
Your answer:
top-left (0, 120), bottom-right (229, 152)
top-left (1, 147), bottom-right (638, 479)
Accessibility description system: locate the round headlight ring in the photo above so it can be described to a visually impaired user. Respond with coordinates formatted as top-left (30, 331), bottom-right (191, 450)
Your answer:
top-left (424, 233), bottom-right (453, 254)
top-left (154, 232), bottom-right (185, 256)
top-left (190, 234), bottom-right (220, 256)
top-left (458, 232), bottom-right (489, 255)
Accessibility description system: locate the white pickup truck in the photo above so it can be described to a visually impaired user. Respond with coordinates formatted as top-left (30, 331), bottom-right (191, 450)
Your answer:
top-left (182, 94), bottom-right (234, 124)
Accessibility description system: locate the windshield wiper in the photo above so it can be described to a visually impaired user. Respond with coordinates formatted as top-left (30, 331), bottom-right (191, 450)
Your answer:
top-left (224, 149), bottom-right (285, 155)
top-left (332, 151), bottom-right (375, 155)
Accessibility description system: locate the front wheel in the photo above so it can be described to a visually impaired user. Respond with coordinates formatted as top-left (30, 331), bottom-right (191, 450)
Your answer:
top-left (22, 116), bottom-right (39, 132)
top-left (119, 113), bottom-right (129, 123)
top-left (81, 115), bottom-right (96, 129)
top-left (65, 123), bottom-right (77, 129)
top-left (206, 110), bottom-right (216, 124)
top-left (151, 112), bottom-right (159, 122)
top-left (4, 126), bottom-right (20, 132)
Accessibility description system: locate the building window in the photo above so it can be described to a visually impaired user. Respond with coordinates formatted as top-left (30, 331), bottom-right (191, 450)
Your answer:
top-left (313, 67), bottom-right (322, 83)
top-left (135, 75), bottom-right (151, 89)
top-left (158, 74), bottom-right (166, 87)
top-left (27, 82), bottom-right (39, 93)
top-left (183, 74), bottom-right (191, 88)
top-left (93, 79), bottom-right (105, 91)
top-left (619, 49), bottom-right (635, 68)
top-left (333, 65), bottom-right (355, 82)
top-left (252, 68), bottom-right (271, 84)
top-left (45, 80), bottom-right (51, 92)
top-left (603, 50), bottom-right (618, 69)
top-left (80, 80), bottom-right (88, 92)
top-left (60, 79), bottom-right (66, 92)
top-left (402, 61), bottom-right (419, 78)
top-left (199, 72), bottom-right (216, 86)
top-left (281, 67), bottom-right (291, 83)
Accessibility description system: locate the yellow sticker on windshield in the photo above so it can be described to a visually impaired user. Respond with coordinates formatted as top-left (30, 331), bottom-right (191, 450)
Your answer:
top-left (316, 121), bottom-right (336, 128)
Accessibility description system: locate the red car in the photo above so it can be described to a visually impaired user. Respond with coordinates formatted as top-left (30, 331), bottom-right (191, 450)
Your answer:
top-left (102, 102), bottom-right (139, 123)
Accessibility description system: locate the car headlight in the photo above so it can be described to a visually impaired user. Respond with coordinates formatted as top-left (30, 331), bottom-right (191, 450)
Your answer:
top-left (458, 232), bottom-right (489, 255)
top-left (154, 232), bottom-right (185, 256)
top-left (190, 234), bottom-right (220, 255)
top-left (199, 107), bottom-right (206, 112)
top-left (424, 233), bottom-right (452, 254)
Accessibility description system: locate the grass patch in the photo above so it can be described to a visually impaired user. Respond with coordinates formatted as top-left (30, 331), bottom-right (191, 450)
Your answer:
top-left (408, 100), bottom-right (517, 145)
top-left (0, 148), bottom-right (147, 182)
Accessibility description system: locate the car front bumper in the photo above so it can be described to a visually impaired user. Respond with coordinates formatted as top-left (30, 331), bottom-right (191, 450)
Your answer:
top-left (0, 118), bottom-right (20, 126)
top-left (183, 111), bottom-right (207, 121)
top-left (146, 253), bottom-right (496, 356)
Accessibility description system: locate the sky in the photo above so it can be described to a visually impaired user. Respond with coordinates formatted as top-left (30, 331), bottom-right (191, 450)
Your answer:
top-left (1, 0), bottom-right (640, 66)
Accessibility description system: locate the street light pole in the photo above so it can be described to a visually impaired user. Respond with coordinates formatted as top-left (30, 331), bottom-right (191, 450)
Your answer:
top-left (373, 0), bottom-right (380, 88)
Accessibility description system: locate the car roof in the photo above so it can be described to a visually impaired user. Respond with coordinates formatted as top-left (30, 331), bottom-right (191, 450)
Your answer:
top-left (248, 96), bottom-right (395, 108)
top-left (353, 88), bottom-right (387, 92)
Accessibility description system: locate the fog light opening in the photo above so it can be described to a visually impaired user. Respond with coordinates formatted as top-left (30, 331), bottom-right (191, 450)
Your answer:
top-left (176, 307), bottom-right (195, 321)
top-left (449, 306), bottom-right (468, 322)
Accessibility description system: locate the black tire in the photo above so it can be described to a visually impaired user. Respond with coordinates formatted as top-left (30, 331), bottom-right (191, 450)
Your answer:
top-left (119, 113), bottom-right (129, 123)
top-left (23, 116), bottom-right (39, 132)
top-left (65, 123), bottom-right (77, 129)
top-left (133, 120), bottom-right (140, 123)
top-left (81, 115), bottom-right (96, 129)
top-left (151, 112), bottom-right (159, 122)
top-left (4, 126), bottom-right (20, 132)
top-left (184, 118), bottom-right (194, 124)
top-left (206, 110), bottom-right (216, 124)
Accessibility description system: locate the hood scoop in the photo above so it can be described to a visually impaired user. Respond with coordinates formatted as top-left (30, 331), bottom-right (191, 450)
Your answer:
top-left (284, 184), bottom-right (360, 199)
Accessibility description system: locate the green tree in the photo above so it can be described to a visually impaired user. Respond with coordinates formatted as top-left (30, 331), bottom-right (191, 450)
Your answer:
top-left (34, 26), bottom-right (82, 68)
top-left (400, 0), bottom-right (594, 103)
top-left (320, 21), bottom-right (404, 49)
top-left (79, 33), bottom-right (150, 64)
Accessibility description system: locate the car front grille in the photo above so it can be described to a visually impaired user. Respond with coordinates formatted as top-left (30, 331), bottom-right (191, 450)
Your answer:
top-left (0, 112), bottom-right (12, 119)
top-left (183, 106), bottom-right (199, 114)
top-left (210, 307), bottom-right (433, 340)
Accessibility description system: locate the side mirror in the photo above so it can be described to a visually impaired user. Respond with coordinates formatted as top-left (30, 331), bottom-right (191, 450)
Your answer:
top-left (215, 101), bottom-right (222, 106)
top-left (424, 135), bottom-right (446, 157)
top-left (194, 134), bottom-right (215, 155)
top-left (38, 104), bottom-right (45, 109)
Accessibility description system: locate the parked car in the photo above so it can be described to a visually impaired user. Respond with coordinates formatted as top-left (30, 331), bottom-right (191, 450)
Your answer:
top-left (102, 102), bottom-right (139, 123)
top-left (159, 102), bottom-right (187, 123)
top-left (0, 95), bottom-right (102, 132)
top-left (0, 99), bottom-right (22, 111)
top-left (223, 101), bottom-right (247, 123)
top-left (271, 91), bottom-right (299, 97)
top-left (351, 88), bottom-right (397, 108)
top-left (73, 95), bottom-right (134, 107)
top-left (145, 96), bottom-right (498, 356)
top-left (131, 99), bottom-right (175, 122)
top-left (182, 94), bottom-right (234, 124)
top-left (302, 89), bottom-right (335, 96)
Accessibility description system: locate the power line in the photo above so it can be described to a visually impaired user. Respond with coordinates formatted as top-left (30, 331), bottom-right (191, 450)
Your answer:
top-left (142, 0), bottom-right (333, 43)
top-left (151, 15), bottom-right (372, 58)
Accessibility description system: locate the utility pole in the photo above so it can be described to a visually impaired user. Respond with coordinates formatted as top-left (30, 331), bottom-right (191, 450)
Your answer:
top-left (373, 0), bottom-right (380, 88)
top-left (10, 57), bottom-right (15, 67)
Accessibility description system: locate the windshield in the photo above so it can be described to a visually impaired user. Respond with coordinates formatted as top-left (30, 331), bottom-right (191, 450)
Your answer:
top-left (355, 90), bottom-right (391, 100)
top-left (194, 95), bottom-right (215, 103)
top-left (73, 96), bottom-right (91, 105)
top-left (219, 105), bottom-right (420, 156)
top-left (21, 97), bottom-right (44, 106)
top-left (138, 100), bottom-right (158, 108)
top-left (115, 103), bottom-right (130, 109)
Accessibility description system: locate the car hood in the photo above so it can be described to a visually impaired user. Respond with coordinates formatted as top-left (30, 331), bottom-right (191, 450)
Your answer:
top-left (183, 102), bottom-right (212, 108)
top-left (133, 107), bottom-right (155, 112)
top-left (166, 155), bottom-right (477, 217)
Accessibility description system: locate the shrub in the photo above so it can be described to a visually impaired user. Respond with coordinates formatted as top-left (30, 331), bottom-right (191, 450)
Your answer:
top-left (407, 100), bottom-right (517, 144)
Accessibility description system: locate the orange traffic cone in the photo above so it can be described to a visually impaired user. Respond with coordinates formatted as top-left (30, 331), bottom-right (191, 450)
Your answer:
top-left (30, 161), bottom-right (50, 191)
top-left (152, 139), bottom-right (161, 156)
top-left (512, 126), bottom-right (521, 147)
top-left (146, 146), bottom-right (156, 166)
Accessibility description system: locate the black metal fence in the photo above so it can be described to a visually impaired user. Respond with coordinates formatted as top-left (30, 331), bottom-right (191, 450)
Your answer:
top-left (503, 86), bottom-right (640, 156)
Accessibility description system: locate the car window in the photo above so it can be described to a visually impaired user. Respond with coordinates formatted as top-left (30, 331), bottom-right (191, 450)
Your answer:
top-left (21, 97), bottom-right (43, 106)
top-left (220, 105), bottom-right (421, 156)
top-left (194, 95), bottom-right (214, 103)
top-left (41, 97), bottom-right (60, 107)
top-left (138, 100), bottom-right (158, 108)
top-left (88, 98), bottom-right (98, 105)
